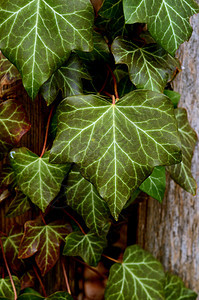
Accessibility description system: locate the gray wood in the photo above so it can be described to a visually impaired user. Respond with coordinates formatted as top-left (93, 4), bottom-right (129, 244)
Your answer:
top-left (137, 7), bottom-right (199, 294)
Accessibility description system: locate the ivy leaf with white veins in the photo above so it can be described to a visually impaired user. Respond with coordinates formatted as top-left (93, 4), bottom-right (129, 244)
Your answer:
top-left (112, 37), bottom-right (180, 92)
top-left (165, 273), bottom-right (197, 300)
top-left (139, 166), bottom-right (166, 202)
top-left (6, 191), bottom-right (31, 218)
top-left (123, 0), bottom-right (199, 55)
top-left (18, 220), bottom-right (72, 276)
top-left (50, 90), bottom-right (181, 219)
top-left (0, 51), bottom-right (21, 82)
top-left (0, 0), bottom-right (94, 99)
top-left (167, 108), bottom-right (197, 195)
top-left (65, 166), bottom-right (110, 236)
top-left (63, 231), bottom-right (107, 266)
top-left (40, 54), bottom-right (90, 106)
top-left (0, 276), bottom-right (21, 300)
top-left (105, 244), bottom-right (165, 300)
top-left (0, 99), bottom-right (31, 160)
top-left (9, 148), bottom-right (71, 212)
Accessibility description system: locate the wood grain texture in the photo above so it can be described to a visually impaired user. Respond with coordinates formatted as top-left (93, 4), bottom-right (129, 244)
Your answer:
top-left (137, 6), bottom-right (199, 294)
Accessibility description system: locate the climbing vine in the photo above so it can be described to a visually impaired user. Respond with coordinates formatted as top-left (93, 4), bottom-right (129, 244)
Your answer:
top-left (0, 0), bottom-right (198, 299)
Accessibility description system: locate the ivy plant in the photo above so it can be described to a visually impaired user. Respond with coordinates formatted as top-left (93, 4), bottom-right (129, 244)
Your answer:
top-left (0, 0), bottom-right (198, 299)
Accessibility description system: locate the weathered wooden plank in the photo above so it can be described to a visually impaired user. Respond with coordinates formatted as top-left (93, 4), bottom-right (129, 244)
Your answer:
top-left (137, 6), bottom-right (199, 294)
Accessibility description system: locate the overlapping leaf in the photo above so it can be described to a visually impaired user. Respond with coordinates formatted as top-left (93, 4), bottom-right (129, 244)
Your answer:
top-left (0, 51), bottom-right (21, 81)
top-left (1, 225), bottom-right (24, 272)
top-left (63, 231), bottom-right (107, 266)
top-left (6, 191), bottom-right (31, 218)
top-left (0, 0), bottom-right (94, 99)
top-left (105, 244), bottom-right (165, 299)
top-left (112, 37), bottom-right (179, 92)
top-left (0, 100), bottom-right (31, 160)
top-left (123, 0), bottom-right (199, 55)
top-left (40, 54), bottom-right (89, 106)
top-left (0, 276), bottom-right (21, 299)
top-left (0, 164), bottom-right (15, 192)
top-left (167, 108), bottom-right (197, 194)
top-left (164, 273), bottom-right (197, 299)
top-left (18, 288), bottom-right (74, 300)
top-left (9, 148), bottom-right (70, 211)
top-left (164, 90), bottom-right (181, 108)
top-left (139, 166), bottom-right (166, 202)
top-left (65, 166), bottom-right (110, 235)
top-left (18, 220), bottom-right (71, 276)
top-left (50, 90), bottom-right (181, 219)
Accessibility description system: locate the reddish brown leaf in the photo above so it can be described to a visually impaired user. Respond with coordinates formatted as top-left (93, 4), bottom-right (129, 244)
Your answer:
top-left (20, 270), bottom-right (35, 290)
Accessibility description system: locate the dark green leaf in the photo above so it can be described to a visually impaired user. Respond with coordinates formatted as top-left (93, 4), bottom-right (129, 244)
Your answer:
top-left (164, 90), bottom-right (181, 108)
top-left (0, 100), bottom-right (31, 160)
top-left (65, 166), bottom-right (110, 235)
top-left (1, 225), bottom-right (24, 272)
top-left (6, 191), bottom-right (31, 218)
top-left (0, 0), bottom-right (94, 98)
top-left (112, 37), bottom-right (179, 92)
top-left (0, 276), bottom-right (21, 300)
top-left (117, 75), bottom-right (136, 98)
top-left (18, 288), bottom-right (74, 300)
top-left (105, 245), bottom-right (165, 299)
top-left (18, 220), bottom-right (71, 276)
top-left (167, 108), bottom-right (197, 194)
top-left (123, 0), bottom-right (199, 54)
top-left (140, 166), bottom-right (166, 202)
top-left (63, 231), bottom-right (107, 266)
top-left (10, 148), bottom-right (70, 212)
top-left (50, 91), bottom-right (181, 219)
top-left (40, 54), bottom-right (89, 106)
top-left (0, 164), bottom-right (15, 192)
top-left (0, 51), bottom-right (21, 81)
top-left (165, 273), bottom-right (197, 300)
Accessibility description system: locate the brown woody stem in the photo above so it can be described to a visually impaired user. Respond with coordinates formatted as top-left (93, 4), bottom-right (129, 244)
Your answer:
top-left (40, 105), bottom-right (54, 158)
top-left (62, 209), bottom-right (86, 235)
top-left (33, 264), bottom-right (47, 297)
top-left (61, 258), bottom-right (72, 295)
top-left (106, 64), bottom-right (119, 100)
top-left (102, 254), bottom-right (121, 264)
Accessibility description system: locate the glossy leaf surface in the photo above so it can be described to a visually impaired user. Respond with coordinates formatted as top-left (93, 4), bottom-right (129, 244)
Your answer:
top-left (65, 166), bottom-right (110, 235)
top-left (140, 166), bottom-right (166, 202)
top-left (167, 108), bottom-right (197, 195)
top-left (0, 100), bottom-right (31, 160)
top-left (40, 54), bottom-right (89, 106)
top-left (123, 0), bottom-right (199, 54)
top-left (0, 0), bottom-right (94, 98)
top-left (18, 220), bottom-right (71, 276)
top-left (50, 91), bottom-right (181, 219)
top-left (10, 148), bottom-right (70, 212)
top-left (112, 37), bottom-right (179, 92)
top-left (105, 245), bottom-right (165, 299)
top-left (63, 231), bottom-right (107, 266)
top-left (165, 273), bottom-right (197, 300)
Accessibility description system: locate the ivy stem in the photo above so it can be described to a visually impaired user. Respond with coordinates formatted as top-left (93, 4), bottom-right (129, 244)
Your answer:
top-left (62, 209), bottom-right (86, 235)
top-left (40, 211), bottom-right (47, 225)
top-left (103, 91), bottom-right (113, 99)
top-left (61, 257), bottom-right (72, 295)
top-left (102, 254), bottom-right (121, 264)
top-left (40, 105), bottom-right (54, 158)
top-left (0, 238), bottom-right (17, 300)
top-left (112, 95), bottom-right (116, 105)
top-left (106, 64), bottom-right (119, 101)
top-left (73, 257), bottom-right (106, 279)
top-left (33, 264), bottom-right (47, 297)
top-left (98, 69), bottom-right (110, 94)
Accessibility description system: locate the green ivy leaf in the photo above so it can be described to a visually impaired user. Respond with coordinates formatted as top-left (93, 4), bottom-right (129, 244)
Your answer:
top-left (18, 288), bottom-right (74, 300)
top-left (6, 191), bottom-right (31, 218)
top-left (0, 0), bottom-right (94, 99)
top-left (0, 165), bottom-right (15, 192)
top-left (63, 231), bottom-right (107, 266)
top-left (123, 0), bottom-right (199, 55)
top-left (112, 37), bottom-right (179, 92)
top-left (40, 54), bottom-right (89, 106)
top-left (139, 166), bottom-right (166, 202)
top-left (105, 245), bottom-right (165, 300)
top-left (1, 225), bottom-right (23, 272)
top-left (50, 90), bottom-right (181, 219)
top-left (9, 148), bottom-right (70, 212)
top-left (65, 166), bottom-right (110, 236)
top-left (18, 220), bottom-right (71, 276)
top-left (164, 90), bottom-right (181, 108)
top-left (0, 100), bottom-right (31, 160)
top-left (167, 108), bottom-right (197, 195)
top-left (0, 51), bottom-right (21, 81)
top-left (0, 276), bottom-right (21, 300)
top-left (165, 273), bottom-right (197, 300)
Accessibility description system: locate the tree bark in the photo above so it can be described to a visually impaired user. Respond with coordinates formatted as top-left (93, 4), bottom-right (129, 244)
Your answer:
top-left (137, 7), bottom-right (199, 294)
